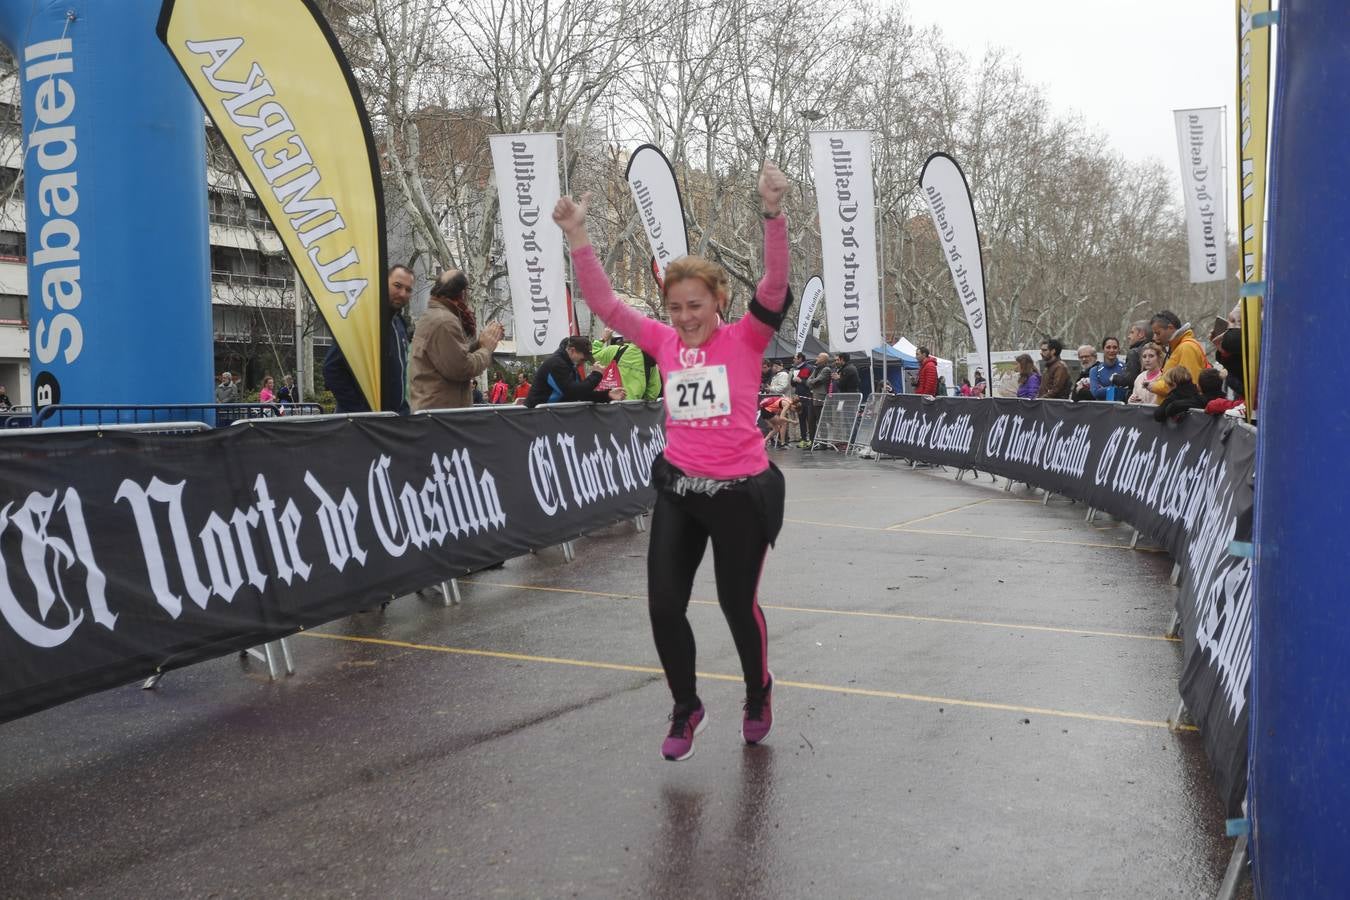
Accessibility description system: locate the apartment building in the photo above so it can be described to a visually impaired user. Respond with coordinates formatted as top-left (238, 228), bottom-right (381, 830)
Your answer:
top-left (0, 72), bottom-right (334, 406)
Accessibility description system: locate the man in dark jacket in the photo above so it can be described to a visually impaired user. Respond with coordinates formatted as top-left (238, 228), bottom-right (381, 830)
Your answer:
top-left (526, 335), bottom-right (625, 407)
top-left (803, 352), bottom-right (833, 444)
top-left (791, 353), bottom-right (815, 443)
top-left (1111, 321), bottom-right (1149, 394)
top-left (832, 353), bottom-right (860, 393)
top-left (1036, 338), bottom-right (1070, 399)
top-left (323, 264), bottom-right (414, 413)
top-left (1210, 312), bottom-right (1245, 399)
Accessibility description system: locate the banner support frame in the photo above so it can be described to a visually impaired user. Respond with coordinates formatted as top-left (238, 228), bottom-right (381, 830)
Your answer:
top-left (1222, 105), bottom-right (1231, 264)
top-left (558, 130), bottom-right (575, 337)
top-left (876, 163), bottom-right (888, 395)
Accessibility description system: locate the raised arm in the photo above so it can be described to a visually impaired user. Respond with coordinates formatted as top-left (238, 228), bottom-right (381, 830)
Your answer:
top-left (755, 161), bottom-right (790, 313)
top-left (553, 193), bottom-right (658, 348)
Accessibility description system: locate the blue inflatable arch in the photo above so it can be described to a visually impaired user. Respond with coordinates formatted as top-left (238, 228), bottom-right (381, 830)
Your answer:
top-left (1250, 0), bottom-right (1350, 894)
top-left (0, 0), bottom-right (212, 412)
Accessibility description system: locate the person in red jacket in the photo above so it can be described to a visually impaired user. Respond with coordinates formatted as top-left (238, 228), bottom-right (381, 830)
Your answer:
top-left (488, 373), bottom-right (510, 404)
top-left (915, 346), bottom-right (939, 396)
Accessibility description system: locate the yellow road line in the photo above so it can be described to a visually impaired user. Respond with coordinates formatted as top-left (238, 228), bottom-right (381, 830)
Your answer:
top-left (897, 526), bottom-right (1167, 553)
top-left (299, 632), bottom-right (1196, 731)
top-left (786, 496), bottom-right (1040, 504)
top-left (885, 498), bottom-right (993, 530)
top-left (467, 581), bottom-right (1180, 644)
top-left (785, 515), bottom-right (1160, 552)
top-left (787, 496), bottom-right (927, 503)
top-left (783, 517), bottom-right (887, 532)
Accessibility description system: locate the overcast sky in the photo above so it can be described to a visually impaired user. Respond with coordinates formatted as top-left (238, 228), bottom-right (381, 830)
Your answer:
top-left (906, 0), bottom-right (1238, 205)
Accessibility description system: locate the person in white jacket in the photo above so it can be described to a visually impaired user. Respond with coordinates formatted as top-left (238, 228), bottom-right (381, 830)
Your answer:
top-left (1127, 342), bottom-right (1165, 405)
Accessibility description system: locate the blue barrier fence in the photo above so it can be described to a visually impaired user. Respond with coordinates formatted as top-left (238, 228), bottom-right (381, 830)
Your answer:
top-left (18, 403), bottom-right (324, 429)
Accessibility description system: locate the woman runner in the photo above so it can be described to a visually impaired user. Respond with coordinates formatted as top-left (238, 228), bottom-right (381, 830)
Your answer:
top-left (553, 162), bottom-right (791, 760)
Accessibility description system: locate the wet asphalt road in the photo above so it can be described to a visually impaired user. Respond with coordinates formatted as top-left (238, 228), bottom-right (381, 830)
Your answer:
top-left (0, 453), bottom-right (1246, 898)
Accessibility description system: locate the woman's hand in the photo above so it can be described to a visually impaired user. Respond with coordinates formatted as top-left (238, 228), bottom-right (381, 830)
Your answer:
top-left (608, 387), bottom-right (627, 401)
top-left (553, 193), bottom-right (592, 247)
top-left (759, 161), bottom-right (788, 215)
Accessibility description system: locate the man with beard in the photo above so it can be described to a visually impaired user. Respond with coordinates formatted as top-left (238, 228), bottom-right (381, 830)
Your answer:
top-left (1036, 339), bottom-right (1070, 399)
top-left (803, 351), bottom-right (833, 444)
top-left (831, 352), bottom-right (860, 393)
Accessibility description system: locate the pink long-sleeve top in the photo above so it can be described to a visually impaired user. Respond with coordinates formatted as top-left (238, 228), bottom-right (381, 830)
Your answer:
top-left (571, 216), bottom-right (790, 480)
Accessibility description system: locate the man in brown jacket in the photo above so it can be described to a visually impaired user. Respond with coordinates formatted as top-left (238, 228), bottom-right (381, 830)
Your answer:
top-left (1036, 338), bottom-right (1071, 399)
top-left (409, 269), bottom-right (504, 410)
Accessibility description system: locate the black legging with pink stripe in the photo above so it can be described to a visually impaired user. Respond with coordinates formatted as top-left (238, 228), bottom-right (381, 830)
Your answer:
top-left (647, 483), bottom-right (772, 711)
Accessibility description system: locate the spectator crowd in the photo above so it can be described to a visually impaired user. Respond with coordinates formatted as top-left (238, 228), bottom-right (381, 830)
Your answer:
top-left (212, 263), bottom-right (1250, 436)
top-left (1001, 307), bottom-right (1246, 420)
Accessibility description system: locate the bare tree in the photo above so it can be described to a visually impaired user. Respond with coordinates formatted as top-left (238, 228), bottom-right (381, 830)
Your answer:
top-left (328, 1), bottom-right (1238, 359)
top-left (342, 0), bottom-right (669, 333)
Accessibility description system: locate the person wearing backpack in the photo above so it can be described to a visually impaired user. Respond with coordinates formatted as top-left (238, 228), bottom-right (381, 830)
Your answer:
top-left (593, 329), bottom-right (662, 401)
top-left (488, 372), bottom-right (510, 404)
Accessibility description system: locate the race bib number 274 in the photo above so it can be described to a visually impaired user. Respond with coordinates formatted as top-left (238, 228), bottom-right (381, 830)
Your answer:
top-left (665, 365), bottom-right (731, 421)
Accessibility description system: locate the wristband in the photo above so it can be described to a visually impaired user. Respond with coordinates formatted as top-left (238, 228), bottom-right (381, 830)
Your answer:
top-left (749, 287), bottom-right (793, 329)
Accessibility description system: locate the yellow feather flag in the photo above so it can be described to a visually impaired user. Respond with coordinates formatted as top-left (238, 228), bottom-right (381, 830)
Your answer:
top-left (1236, 0), bottom-right (1271, 418)
top-left (158, 0), bottom-right (385, 409)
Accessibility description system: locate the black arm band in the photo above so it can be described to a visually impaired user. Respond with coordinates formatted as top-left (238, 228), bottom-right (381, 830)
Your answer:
top-left (749, 286), bottom-right (793, 330)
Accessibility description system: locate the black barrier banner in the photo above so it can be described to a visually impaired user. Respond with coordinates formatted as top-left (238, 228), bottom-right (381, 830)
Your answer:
top-left (873, 396), bottom-right (1254, 815)
top-left (0, 403), bottom-right (666, 724)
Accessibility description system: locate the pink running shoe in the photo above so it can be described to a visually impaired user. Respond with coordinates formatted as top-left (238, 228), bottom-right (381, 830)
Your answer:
top-left (661, 705), bottom-right (707, 761)
top-left (741, 674), bottom-right (773, 745)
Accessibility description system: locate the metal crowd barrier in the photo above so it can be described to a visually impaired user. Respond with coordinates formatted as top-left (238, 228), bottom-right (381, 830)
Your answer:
top-left (229, 410), bottom-right (397, 426)
top-left (1, 404), bottom-right (31, 427)
top-left (760, 391), bottom-right (886, 451)
top-left (811, 392), bottom-right (864, 451)
top-left (31, 402), bottom-right (323, 428)
top-left (3, 409), bottom-right (33, 428)
top-left (850, 394), bottom-right (888, 457)
top-left (0, 420), bottom-right (211, 439)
